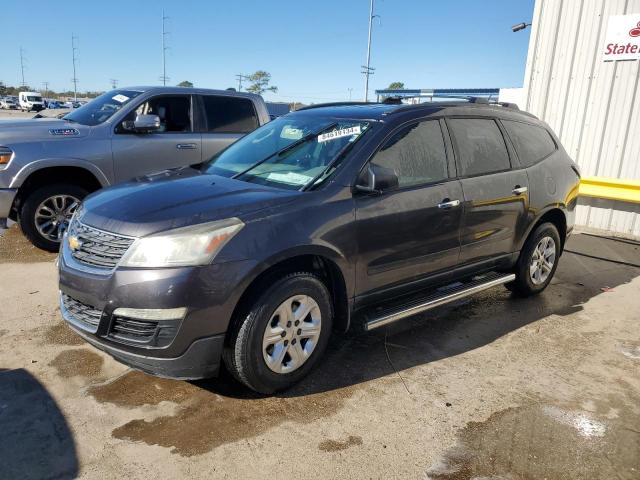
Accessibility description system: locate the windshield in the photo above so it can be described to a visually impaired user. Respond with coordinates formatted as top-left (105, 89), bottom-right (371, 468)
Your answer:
top-left (205, 116), bottom-right (371, 190)
top-left (63, 89), bottom-right (142, 126)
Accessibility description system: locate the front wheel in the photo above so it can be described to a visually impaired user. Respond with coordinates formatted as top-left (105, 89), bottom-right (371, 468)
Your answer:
top-left (19, 184), bottom-right (87, 251)
top-left (508, 222), bottom-right (561, 296)
top-left (223, 272), bottom-right (333, 394)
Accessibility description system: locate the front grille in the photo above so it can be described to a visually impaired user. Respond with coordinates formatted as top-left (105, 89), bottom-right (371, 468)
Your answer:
top-left (68, 220), bottom-right (135, 269)
top-left (111, 317), bottom-right (158, 343)
top-left (61, 294), bottom-right (102, 332)
top-left (110, 317), bottom-right (178, 346)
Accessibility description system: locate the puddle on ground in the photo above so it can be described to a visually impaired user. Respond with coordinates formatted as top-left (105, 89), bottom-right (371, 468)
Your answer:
top-left (42, 322), bottom-right (84, 346)
top-left (88, 370), bottom-right (357, 456)
top-left (49, 349), bottom-right (104, 378)
top-left (0, 226), bottom-right (57, 264)
top-left (318, 435), bottom-right (363, 452)
top-left (426, 401), bottom-right (640, 480)
top-left (620, 342), bottom-right (640, 360)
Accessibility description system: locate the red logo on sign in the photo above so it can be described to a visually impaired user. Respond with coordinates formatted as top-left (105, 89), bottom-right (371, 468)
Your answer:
top-left (630, 21), bottom-right (640, 37)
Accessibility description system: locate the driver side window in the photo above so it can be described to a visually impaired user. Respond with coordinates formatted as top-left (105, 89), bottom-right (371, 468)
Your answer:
top-left (371, 120), bottom-right (448, 189)
top-left (120, 95), bottom-right (192, 133)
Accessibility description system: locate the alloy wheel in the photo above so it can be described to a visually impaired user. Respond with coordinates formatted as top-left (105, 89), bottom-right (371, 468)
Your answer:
top-left (34, 194), bottom-right (80, 242)
top-left (529, 236), bottom-right (556, 285)
top-left (262, 294), bottom-right (322, 374)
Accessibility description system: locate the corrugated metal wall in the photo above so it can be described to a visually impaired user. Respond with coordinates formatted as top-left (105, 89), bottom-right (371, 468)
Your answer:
top-left (523, 0), bottom-right (640, 238)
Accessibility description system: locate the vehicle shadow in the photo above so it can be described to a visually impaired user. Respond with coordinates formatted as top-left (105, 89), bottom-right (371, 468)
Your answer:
top-left (0, 369), bottom-right (79, 480)
top-left (195, 233), bottom-right (640, 399)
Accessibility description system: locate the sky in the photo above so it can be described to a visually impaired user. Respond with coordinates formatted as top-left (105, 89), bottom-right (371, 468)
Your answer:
top-left (0, 0), bottom-right (534, 103)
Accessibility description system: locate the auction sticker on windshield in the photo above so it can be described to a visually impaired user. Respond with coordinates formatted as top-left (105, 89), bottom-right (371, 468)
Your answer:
top-left (318, 126), bottom-right (361, 143)
top-left (112, 94), bottom-right (130, 103)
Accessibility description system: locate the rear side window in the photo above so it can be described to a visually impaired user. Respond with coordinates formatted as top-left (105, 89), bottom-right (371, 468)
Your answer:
top-left (371, 120), bottom-right (448, 188)
top-left (503, 120), bottom-right (556, 167)
top-left (448, 118), bottom-right (510, 176)
top-left (201, 95), bottom-right (259, 133)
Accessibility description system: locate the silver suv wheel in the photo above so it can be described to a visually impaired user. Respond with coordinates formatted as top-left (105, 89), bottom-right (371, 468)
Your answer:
top-left (529, 236), bottom-right (556, 285)
top-left (262, 294), bottom-right (322, 374)
top-left (34, 194), bottom-right (80, 242)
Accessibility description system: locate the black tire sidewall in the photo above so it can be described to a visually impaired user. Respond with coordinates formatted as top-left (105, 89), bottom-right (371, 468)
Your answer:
top-left (234, 273), bottom-right (333, 393)
top-left (515, 222), bottom-right (561, 295)
top-left (19, 183), bottom-right (88, 252)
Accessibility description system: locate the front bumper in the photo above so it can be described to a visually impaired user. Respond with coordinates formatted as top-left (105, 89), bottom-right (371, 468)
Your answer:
top-left (58, 238), bottom-right (257, 379)
top-left (65, 318), bottom-right (225, 379)
top-left (0, 188), bottom-right (17, 225)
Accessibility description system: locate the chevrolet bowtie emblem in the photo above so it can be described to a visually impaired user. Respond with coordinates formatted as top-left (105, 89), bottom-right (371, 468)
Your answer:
top-left (68, 235), bottom-right (81, 251)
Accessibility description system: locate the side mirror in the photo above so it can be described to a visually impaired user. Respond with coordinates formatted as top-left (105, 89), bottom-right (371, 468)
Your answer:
top-left (354, 163), bottom-right (399, 194)
top-left (123, 114), bottom-right (161, 133)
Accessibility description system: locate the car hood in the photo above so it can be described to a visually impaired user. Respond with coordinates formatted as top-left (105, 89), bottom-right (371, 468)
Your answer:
top-left (80, 168), bottom-right (301, 237)
top-left (0, 118), bottom-right (90, 143)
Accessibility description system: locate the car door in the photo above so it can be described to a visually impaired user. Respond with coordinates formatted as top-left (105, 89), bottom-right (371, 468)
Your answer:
top-left (198, 94), bottom-right (260, 161)
top-left (355, 119), bottom-right (463, 300)
top-left (446, 117), bottom-right (529, 265)
top-left (111, 94), bottom-right (202, 182)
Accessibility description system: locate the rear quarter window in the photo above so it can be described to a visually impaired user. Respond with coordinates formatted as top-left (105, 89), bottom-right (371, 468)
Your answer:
top-left (503, 120), bottom-right (557, 167)
top-left (201, 95), bottom-right (259, 134)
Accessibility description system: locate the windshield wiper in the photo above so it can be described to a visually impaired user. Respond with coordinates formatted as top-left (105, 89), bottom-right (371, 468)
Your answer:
top-left (231, 122), bottom-right (338, 180)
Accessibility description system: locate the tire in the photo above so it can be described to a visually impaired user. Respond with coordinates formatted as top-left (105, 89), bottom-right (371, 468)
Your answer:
top-left (19, 183), bottom-right (87, 252)
top-left (223, 272), bottom-right (333, 394)
top-left (508, 222), bottom-right (561, 297)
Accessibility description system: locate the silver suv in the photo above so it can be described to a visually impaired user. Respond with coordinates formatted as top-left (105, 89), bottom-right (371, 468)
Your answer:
top-left (0, 87), bottom-right (269, 250)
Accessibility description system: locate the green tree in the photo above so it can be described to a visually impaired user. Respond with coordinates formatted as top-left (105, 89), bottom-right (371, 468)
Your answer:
top-left (177, 80), bottom-right (194, 88)
top-left (387, 82), bottom-right (405, 90)
top-left (246, 71), bottom-right (277, 95)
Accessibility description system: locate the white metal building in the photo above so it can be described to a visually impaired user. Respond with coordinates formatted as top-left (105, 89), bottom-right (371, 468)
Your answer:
top-left (523, 0), bottom-right (640, 238)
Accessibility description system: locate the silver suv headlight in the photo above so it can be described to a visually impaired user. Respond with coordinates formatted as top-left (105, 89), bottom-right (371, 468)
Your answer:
top-left (119, 218), bottom-right (244, 268)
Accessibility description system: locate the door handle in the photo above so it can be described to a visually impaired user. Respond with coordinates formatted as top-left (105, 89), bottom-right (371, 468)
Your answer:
top-left (176, 143), bottom-right (197, 150)
top-left (437, 199), bottom-right (461, 209)
top-left (512, 186), bottom-right (528, 195)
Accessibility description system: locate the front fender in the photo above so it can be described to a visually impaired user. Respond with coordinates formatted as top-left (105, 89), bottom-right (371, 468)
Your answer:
top-left (10, 158), bottom-right (110, 189)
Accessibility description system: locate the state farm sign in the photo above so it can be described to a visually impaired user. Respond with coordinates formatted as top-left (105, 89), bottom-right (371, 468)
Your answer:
top-left (603, 14), bottom-right (640, 61)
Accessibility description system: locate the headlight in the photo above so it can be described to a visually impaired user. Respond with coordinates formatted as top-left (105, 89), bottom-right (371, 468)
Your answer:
top-left (0, 147), bottom-right (13, 167)
top-left (119, 218), bottom-right (244, 268)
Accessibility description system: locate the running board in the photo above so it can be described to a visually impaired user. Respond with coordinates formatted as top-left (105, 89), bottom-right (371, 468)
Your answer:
top-left (363, 272), bottom-right (515, 331)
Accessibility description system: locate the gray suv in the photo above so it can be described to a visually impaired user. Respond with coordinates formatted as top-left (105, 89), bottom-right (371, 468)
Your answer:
top-left (58, 100), bottom-right (580, 394)
top-left (0, 86), bottom-right (269, 250)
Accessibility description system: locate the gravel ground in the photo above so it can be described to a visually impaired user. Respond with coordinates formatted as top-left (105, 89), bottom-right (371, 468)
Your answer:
top-left (0, 228), bottom-right (639, 479)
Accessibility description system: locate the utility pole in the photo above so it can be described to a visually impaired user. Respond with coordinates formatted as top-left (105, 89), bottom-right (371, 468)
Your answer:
top-left (19, 47), bottom-right (26, 87)
top-left (110, 78), bottom-right (118, 90)
top-left (71, 34), bottom-right (79, 101)
top-left (42, 81), bottom-right (49, 99)
top-left (235, 74), bottom-right (249, 91)
top-left (160, 10), bottom-right (170, 85)
top-left (362, 0), bottom-right (378, 102)
top-left (348, 88), bottom-right (353, 101)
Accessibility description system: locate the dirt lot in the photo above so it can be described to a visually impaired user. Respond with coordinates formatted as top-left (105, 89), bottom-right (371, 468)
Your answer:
top-left (0, 226), bottom-right (639, 480)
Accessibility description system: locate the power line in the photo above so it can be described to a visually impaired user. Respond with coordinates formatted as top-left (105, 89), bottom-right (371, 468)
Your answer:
top-left (235, 74), bottom-right (250, 91)
top-left (71, 34), bottom-right (79, 101)
top-left (19, 47), bottom-right (26, 87)
top-left (363, 0), bottom-right (379, 102)
top-left (160, 10), bottom-right (170, 86)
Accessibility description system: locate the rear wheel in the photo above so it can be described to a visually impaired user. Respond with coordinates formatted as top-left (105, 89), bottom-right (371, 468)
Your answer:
top-left (508, 222), bottom-right (561, 296)
top-left (223, 272), bottom-right (333, 394)
top-left (19, 184), bottom-right (87, 251)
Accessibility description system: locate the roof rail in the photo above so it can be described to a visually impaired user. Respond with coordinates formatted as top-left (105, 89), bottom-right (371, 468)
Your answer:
top-left (296, 101), bottom-right (374, 111)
